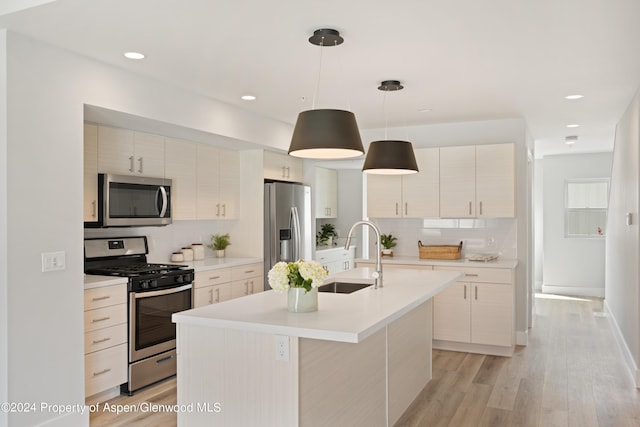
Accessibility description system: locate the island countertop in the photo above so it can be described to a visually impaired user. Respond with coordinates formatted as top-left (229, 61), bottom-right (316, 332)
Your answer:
top-left (172, 267), bottom-right (463, 343)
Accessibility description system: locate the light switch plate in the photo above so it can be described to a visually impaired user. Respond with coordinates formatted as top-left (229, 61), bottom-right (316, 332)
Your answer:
top-left (41, 251), bottom-right (66, 272)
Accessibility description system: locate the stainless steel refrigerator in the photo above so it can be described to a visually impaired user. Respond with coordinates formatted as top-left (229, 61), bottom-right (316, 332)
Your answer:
top-left (264, 181), bottom-right (312, 289)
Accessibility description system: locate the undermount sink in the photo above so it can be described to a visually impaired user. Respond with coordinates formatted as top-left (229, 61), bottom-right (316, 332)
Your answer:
top-left (317, 282), bottom-right (372, 294)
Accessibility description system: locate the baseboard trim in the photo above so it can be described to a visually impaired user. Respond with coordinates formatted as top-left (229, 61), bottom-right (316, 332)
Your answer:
top-left (433, 340), bottom-right (515, 357)
top-left (35, 411), bottom-right (88, 427)
top-left (516, 329), bottom-right (528, 346)
top-left (603, 300), bottom-right (640, 389)
top-left (541, 284), bottom-right (605, 298)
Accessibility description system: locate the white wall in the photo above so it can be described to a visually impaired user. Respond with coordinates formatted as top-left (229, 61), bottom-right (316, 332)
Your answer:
top-left (2, 32), bottom-right (289, 427)
top-left (605, 90), bottom-right (640, 387)
top-left (0, 29), bottom-right (9, 427)
top-left (541, 153), bottom-right (612, 297)
top-left (534, 160), bottom-right (544, 290)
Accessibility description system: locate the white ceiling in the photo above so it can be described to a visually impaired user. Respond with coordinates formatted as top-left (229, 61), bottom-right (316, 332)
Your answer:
top-left (2, 0), bottom-right (640, 158)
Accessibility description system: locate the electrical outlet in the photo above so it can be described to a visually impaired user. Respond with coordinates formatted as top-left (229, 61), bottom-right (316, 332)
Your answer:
top-left (275, 335), bottom-right (289, 362)
top-left (41, 251), bottom-right (66, 272)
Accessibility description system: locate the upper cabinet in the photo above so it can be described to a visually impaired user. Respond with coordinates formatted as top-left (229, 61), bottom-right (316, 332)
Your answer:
top-left (84, 124), bottom-right (99, 222)
top-left (97, 126), bottom-right (165, 177)
top-left (264, 151), bottom-right (303, 183)
top-left (439, 143), bottom-right (514, 218)
top-left (367, 148), bottom-right (440, 218)
top-left (197, 145), bottom-right (239, 220)
top-left (315, 167), bottom-right (338, 219)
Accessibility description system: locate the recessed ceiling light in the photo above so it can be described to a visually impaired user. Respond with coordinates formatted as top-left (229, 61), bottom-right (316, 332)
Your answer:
top-left (418, 108), bottom-right (432, 113)
top-left (566, 124), bottom-right (580, 128)
top-left (565, 135), bottom-right (578, 145)
top-left (241, 95), bottom-right (256, 101)
top-left (564, 94), bottom-right (584, 100)
top-left (124, 52), bottom-right (145, 60)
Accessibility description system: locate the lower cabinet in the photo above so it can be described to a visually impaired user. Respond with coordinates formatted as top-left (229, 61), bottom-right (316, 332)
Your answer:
top-left (433, 266), bottom-right (514, 352)
top-left (193, 262), bottom-right (264, 308)
top-left (316, 246), bottom-right (355, 275)
top-left (84, 283), bottom-right (128, 399)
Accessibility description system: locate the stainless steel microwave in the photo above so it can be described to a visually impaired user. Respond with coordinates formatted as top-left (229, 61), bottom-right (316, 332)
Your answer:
top-left (86, 174), bottom-right (172, 228)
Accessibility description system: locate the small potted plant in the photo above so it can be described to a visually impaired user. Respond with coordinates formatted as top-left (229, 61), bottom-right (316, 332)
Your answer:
top-left (380, 233), bottom-right (397, 257)
top-left (208, 233), bottom-right (231, 258)
top-left (316, 223), bottom-right (337, 247)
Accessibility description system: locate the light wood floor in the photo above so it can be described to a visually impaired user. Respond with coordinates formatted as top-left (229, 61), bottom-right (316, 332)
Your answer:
top-left (91, 294), bottom-right (640, 426)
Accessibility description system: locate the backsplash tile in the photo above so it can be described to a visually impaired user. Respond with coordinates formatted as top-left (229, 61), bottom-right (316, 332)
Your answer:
top-left (365, 218), bottom-right (517, 259)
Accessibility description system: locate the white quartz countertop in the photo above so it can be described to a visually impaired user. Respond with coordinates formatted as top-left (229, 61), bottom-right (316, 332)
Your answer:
top-left (356, 256), bottom-right (518, 269)
top-left (84, 257), bottom-right (263, 289)
top-left (172, 267), bottom-right (463, 343)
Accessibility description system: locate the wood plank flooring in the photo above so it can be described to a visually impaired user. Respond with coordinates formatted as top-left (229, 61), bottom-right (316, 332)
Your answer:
top-left (90, 294), bottom-right (640, 426)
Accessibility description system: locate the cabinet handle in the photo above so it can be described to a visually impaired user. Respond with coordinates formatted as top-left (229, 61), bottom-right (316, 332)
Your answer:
top-left (475, 286), bottom-right (478, 300)
top-left (222, 204), bottom-right (226, 217)
top-left (91, 316), bottom-right (110, 323)
top-left (250, 280), bottom-right (254, 294)
top-left (215, 288), bottom-right (220, 303)
top-left (91, 295), bottom-right (110, 302)
top-left (138, 157), bottom-right (143, 174)
top-left (469, 201), bottom-right (472, 215)
top-left (479, 201), bottom-right (483, 215)
top-left (405, 203), bottom-right (408, 216)
top-left (282, 166), bottom-right (286, 178)
top-left (244, 270), bottom-right (254, 274)
top-left (128, 156), bottom-right (134, 173)
top-left (93, 368), bottom-right (111, 377)
top-left (209, 275), bottom-right (221, 280)
top-left (463, 284), bottom-right (467, 300)
top-left (286, 166), bottom-right (290, 179)
top-left (216, 204), bottom-right (220, 216)
top-left (92, 337), bottom-right (111, 345)
top-left (91, 200), bottom-right (97, 218)
top-left (465, 273), bottom-right (479, 277)
top-left (395, 203), bottom-right (399, 216)
top-left (208, 288), bottom-right (213, 305)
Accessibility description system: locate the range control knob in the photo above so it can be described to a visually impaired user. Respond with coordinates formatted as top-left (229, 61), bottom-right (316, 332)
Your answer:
top-left (140, 280), bottom-right (150, 289)
top-left (176, 275), bottom-right (184, 283)
top-left (150, 279), bottom-right (158, 288)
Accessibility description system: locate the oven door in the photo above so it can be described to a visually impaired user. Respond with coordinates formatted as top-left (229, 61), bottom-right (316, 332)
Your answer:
top-left (129, 283), bottom-right (192, 362)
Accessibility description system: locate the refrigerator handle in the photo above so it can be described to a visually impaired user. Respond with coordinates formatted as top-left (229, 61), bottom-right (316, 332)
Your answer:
top-left (291, 207), bottom-right (301, 261)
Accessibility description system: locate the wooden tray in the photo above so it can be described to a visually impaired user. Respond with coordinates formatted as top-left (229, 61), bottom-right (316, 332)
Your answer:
top-left (418, 241), bottom-right (463, 260)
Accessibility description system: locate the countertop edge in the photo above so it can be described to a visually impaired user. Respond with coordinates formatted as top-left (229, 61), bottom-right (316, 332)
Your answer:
top-left (355, 256), bottom-right (518, 269)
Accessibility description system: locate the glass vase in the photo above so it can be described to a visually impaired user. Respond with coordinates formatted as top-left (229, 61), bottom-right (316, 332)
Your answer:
top-left (287, 287), bottom-right (318, 313)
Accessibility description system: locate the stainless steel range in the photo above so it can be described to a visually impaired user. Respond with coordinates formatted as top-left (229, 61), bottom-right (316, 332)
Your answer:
top-left (84, 236), bottom-right (194, 394)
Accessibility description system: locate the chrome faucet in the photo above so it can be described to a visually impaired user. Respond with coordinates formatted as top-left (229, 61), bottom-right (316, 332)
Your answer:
top-left (345, 220), bottom-right (383, 289)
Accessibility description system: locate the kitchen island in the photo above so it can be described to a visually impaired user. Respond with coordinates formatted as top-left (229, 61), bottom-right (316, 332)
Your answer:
top-left (172, 267), bottom-right (463, 426)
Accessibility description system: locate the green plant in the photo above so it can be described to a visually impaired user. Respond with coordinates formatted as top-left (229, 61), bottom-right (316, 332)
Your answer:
top-left (316, 223), bottom-right (337, 246)
top-left (380, 233), bottom-right (397, 250)
top-left (209, 233), bottom-right (231, 251)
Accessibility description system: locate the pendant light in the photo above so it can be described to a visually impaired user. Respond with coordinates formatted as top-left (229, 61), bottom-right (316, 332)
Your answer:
top-left (362, 80), bottom-right (419, 175)
top-left (288, 29), bottom-right (365, 159)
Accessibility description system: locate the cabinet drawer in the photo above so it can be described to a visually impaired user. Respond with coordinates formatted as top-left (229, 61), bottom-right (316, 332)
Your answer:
top-left (194, 268), bottom-right (231, 288)
top-left (84, 284), bottom-right (127, 311)
top-left (231, 263), bottom-right (263, 281)
top-left (85, 323), bottom-right (127, 354)
top-left (85, 343), bottom-right (127, 398)
top-left (84, 304), bottom-right (127, 333)
top-left (435, 266), bottom-right (512, 284)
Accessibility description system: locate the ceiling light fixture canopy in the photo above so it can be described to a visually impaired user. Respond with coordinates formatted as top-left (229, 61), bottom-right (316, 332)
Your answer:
top-left (362, 80), bottom-right (419, 175)
top-left (288, 29), bottom-right (364, 159)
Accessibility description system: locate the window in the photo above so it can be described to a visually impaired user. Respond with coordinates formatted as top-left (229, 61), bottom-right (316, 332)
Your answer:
top-left (565, 179), bottom-right (608, 238)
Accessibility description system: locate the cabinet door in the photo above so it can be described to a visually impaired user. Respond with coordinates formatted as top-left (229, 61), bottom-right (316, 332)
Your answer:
top-left (287, 156), bottom-right (304, 183)
top-left (402, 147), bottom-right (440, 218)
top-left (263, 151), bottom-right (287, 181)
top-left (439, 145), bottom-right (476, 218)
top-left (471, 282), bottom-right (513, 346)
top-left (218, 149), bottom-right (239, 219)
top-left (165, 138), bottom-right (197, 220)
top-left (196, 145), bottom-right (220, 219)
top-left (315, 167), bottom-right (338, 218)
top-left (433, 281), bottom-right (471, 342)
top-left (84, 124), bottom-right (99, 222)
top-left (194, 284), bottom-right (232, 307)
top-left (133, 131), bottom-right (165, 177)
top-left (367, 174), bottom-right (402, 218)
top-left (476, 143), bottom-right (515, 218)
top-left (97, 126), bottom-right (135, 175)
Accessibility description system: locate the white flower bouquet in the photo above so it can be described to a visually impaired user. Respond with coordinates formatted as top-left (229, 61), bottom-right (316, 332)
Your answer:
top-left (268, 259), bottom-right (328, 293)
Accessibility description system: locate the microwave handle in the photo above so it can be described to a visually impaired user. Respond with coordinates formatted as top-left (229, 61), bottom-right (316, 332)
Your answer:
top-left (157, 186), bottom-right (168, 217)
